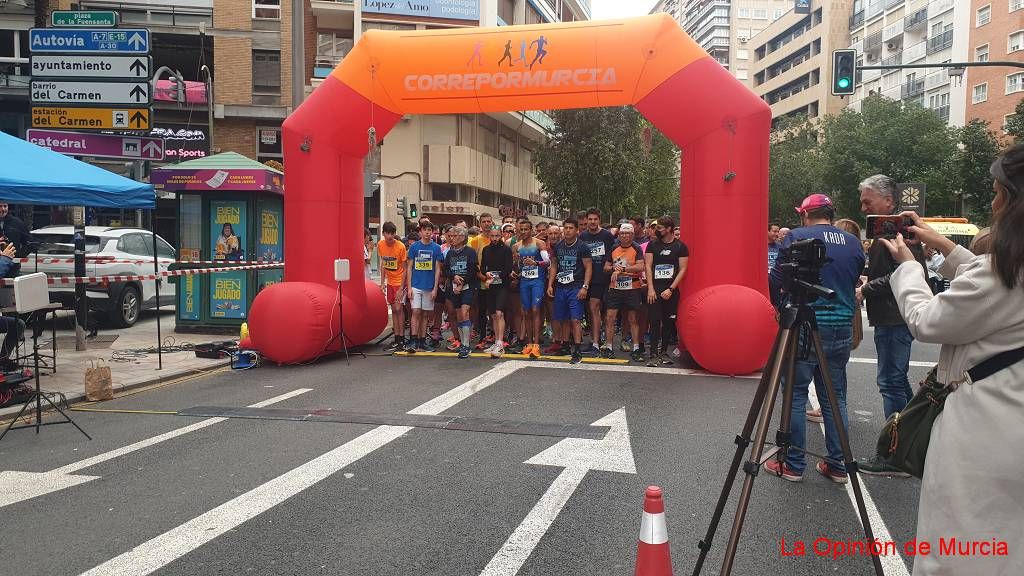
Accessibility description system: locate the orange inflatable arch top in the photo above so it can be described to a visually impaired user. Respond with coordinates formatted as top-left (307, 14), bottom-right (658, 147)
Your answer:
top-left (249, 14), bottom-right (776, 374)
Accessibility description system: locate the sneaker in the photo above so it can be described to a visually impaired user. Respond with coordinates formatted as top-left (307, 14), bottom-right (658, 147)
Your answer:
top-left (816, 461), bottom-right (849, 484)
top-left (543, 342), bottom-right (562, 355)
top-left (490, 344), bottom-right (505, 359)
top-left (475, 335), bottom-right (495, 351)
top-left (384, 339), bottom-right (403, 353)
top-left (583, 343), bottom-right (602, 357)
top-left (646, 354), bottom-right (658, 368)
top-left (600, 346), bottom-right (615, 359)
top-left (630, 348), bottom-right (645, 363)
top-left (806, 408), bottom-right (824, 423)
top-left (506, 341), bottom-right (526, 355)
top-left (554, 343), bottom-right (572, 357)
top-left (621, 336), bottom-right (632, 352)
top-left (404, 340), bottom-right (417, 354)
top-left (482, 342), bottom-right (497, 355)
top-left (763, 458), bottom-right (803, 482)
top-left (457, 345), bottom-right (471, 359)
top-left (857, 455), bottom-right (911, 477)
top-left (570, 348), bottom-right (583, 365)
top-left (658, 353), bottom-right (675, 367)
top-left (527, 344), bottom-right (541, 359)
top-left (441, 322), bottom-right (450, 331)
top-left (419, 339), bottom-right (437, 353)
top-left (447, 338), bottom-right (462, 352)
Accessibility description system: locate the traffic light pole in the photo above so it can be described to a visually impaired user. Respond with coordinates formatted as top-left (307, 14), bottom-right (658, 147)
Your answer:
top-left (857, 60), bottom-right (1024, 71)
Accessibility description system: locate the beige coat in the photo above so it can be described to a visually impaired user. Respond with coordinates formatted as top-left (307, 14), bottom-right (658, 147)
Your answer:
top-left (891, 245), bottom-right (1024, 575)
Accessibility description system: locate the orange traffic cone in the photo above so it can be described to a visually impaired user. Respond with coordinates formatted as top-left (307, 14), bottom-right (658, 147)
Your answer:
top-left (635, 486), bottom-right (673, 576)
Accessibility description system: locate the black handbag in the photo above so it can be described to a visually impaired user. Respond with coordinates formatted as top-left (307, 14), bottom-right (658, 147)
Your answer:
top-left (877, 345), bottom-right (1024, 478)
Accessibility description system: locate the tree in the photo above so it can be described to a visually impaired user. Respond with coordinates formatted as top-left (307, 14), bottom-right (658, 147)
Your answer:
top-left (817, 95), bottom-right (958, 218)
top-left (533, 107), bottom-right (679, 222)
top-left (1005, 98), bottom-right (1024, 144)
top-left (768, 115), bottom-right (823, 225)
top-left (951, 119), bottom-right (1001, 224)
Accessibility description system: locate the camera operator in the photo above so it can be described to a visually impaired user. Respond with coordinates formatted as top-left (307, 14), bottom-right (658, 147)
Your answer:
top-left (857, 174), bottom-right (928, 476)
top-left (765, 194), bottom-right (864, 484)
top-left (879, 143), bottom-right (1024, 575)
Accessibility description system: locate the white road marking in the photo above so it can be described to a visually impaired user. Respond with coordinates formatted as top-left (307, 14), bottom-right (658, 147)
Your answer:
top-left (78, 363), bottom-right (521, 576)
top-left (0, 389), bottom-right (312, 509)
top-left (480, 408), bottom-right (636, 576)
top-left (508, 360), bottom-right (762, 379)
top-left (849, 357), bottom-right (933, 368)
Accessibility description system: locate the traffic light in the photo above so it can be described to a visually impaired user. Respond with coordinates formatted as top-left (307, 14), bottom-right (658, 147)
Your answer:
top-left (397, 196), bottom-right (407, 218)
top-left (831, 49), bottom-right (857, 96)
top-left (409, 203), bottom-right (418, 218)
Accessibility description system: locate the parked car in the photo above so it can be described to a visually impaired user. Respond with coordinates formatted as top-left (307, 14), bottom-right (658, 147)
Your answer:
top-left (28, 226), bottom-right (177, 327)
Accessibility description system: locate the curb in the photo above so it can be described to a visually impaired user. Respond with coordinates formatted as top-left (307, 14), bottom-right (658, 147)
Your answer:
top-left (0, 360), bottom-right (230, 420)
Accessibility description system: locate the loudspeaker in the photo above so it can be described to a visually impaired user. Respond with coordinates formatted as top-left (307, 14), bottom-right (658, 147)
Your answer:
top-left (334, 259), bottom-right (351, 282)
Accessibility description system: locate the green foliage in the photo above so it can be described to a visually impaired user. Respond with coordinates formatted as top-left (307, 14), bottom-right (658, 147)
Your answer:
top-left (768, 115), bottom-right (823, 226)
top-left (1005, 98), bottom-right (1024, 144)
top-left (951, 119), bottom-right (1001, 225)
top-left (533, 107), bottom-right (679, 222)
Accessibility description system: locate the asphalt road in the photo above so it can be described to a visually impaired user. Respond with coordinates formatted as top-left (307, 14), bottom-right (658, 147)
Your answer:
top-left (0, 327), bottom-right (937, 576)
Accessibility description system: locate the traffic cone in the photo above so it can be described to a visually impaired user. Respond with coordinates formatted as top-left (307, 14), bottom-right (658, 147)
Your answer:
top-left (635, 486), bottom-right (673, 576)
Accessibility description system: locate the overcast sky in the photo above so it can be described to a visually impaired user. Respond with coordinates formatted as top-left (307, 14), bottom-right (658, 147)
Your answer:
top-left (591, 0), bottom-right (659, 20)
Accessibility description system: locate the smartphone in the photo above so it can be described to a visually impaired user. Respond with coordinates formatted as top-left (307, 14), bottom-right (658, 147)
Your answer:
top-left (866, 215), bottom-right (916, 240)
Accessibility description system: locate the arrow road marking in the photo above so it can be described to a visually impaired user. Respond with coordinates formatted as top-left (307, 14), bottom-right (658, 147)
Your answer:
top-left (479, 408), bottom-right (637, 576)
top-left (0, 388), bottom-right (312, 509)
top-left (77, 361), bottom-right (522, 576)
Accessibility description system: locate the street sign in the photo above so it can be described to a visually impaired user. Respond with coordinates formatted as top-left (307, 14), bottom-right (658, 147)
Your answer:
top-left (31, 80), bottom-right (151, 106)
top-left (31, 55), bottom-right (152, 79)
top-left (27, 129), bottom-right (165, 160)
top-left (51, 11), bottom-right (118, 27)
top-left (29, 28), bottom-right (150, 54)
top-left (31, 107), bottom-right (152, 131)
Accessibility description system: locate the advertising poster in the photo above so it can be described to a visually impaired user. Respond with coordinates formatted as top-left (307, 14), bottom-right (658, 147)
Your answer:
top-left (178, 273), bottom-right (200, 321)
top-left (257, 268), bottom-right (284, 292)
top-left (258, 204), bottom-right (283, 261)
top-left (210, 270), bottom-right (247, 319)
top-left (210, 200), bottom-right (248, 319)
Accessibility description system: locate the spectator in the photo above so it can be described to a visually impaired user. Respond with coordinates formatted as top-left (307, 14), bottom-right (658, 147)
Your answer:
top-left (880, 143), bottom-right (1024, 575)
top-left (857, 174), bottom-right (928, 476)
top-left (970, 227), bottom-right (992, 255)
top-left (0, 242), bottom-right (22, 369)
top-left (767, 224), bottom-right (781, 270)
top-left (0, 203), bottom-right (34, 257)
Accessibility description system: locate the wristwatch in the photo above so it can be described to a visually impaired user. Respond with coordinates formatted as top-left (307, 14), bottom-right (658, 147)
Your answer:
top-left (582, 284), bottom-right (589, 289)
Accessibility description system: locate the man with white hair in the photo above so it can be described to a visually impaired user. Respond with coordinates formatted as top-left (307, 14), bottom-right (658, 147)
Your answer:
top-left (601, 223), bottom-right (646, 362)
top-left (442, 226), bottom-right (479, 359)
top-left (857, 174), bottom-right (927, 477)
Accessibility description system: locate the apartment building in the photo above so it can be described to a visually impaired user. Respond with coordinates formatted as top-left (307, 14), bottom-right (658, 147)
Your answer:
top-left (309, 0), bottom-right (583, 231)
top-left (847, 0), bottom-right (971, 126)
top-left (966, 0), bottom-right (1023, 135)
top-left (650, 0), bottom-right (794, 84)
top-left (749, 0), bottom-right (853, 126)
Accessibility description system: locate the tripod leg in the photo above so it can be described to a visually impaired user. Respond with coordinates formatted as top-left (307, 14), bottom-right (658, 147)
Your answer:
top-left (691, 325), bottom-right (789, 576)
top-left (0, 394), bottom-right (35, 442)
top-left (808, 327), bottom-right (884, 576)
top-left (38, 391), bottom-right (91, 440)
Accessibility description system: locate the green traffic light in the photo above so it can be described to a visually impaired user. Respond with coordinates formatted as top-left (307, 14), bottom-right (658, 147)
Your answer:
top-left (838, 78), bottom-right (851, 89)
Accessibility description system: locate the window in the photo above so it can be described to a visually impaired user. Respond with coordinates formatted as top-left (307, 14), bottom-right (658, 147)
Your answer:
top-left (253, 0), bottom-right (280, 19)
top-left (1012, 0), bottom-right (1023, 12)
top-left (252, 50), bottom-right (281, 93)
top-left (257, 127), bottom-right (283, 164)
top-left (1008, 72), bottom-right (1024, 94)
top-left (738, 7), bottom-right (750, 18)
top-left (735, 69), bottom-right (749, 80)
top-left (736, 49), bottom-right (749, 60)
top-left (976, 43), bottom-right (990, 62)
top-left (1006, 113), bottom-right (1019, 132)
top-left (0, 29), bottom-right (29, 78)
top-left (1010, 31), bottom-right (1024, 52)
top-left (931, 22), bottom-right (944, 36)
top-left (752, 8), bottom-right (769, 19)
top-left (976, 5), bottom-right (991, 26)
top-left (973, 83), bottom-right (988, 103)
top-left (119, 234), bottom-right (151, 257)
top-left (155, 236), bottom-right (176, 259)
top-left (774, 8), bottom-right (786, 20)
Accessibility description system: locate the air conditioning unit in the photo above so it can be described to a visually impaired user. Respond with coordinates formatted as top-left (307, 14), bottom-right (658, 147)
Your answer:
top-left (887, 42), bottom-right (897, 49)
top-left (866, 52), bottom-right (877, 61)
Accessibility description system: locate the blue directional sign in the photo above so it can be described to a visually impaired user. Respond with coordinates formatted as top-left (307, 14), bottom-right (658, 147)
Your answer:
top-left (29, 28), bottom-right (150, 54)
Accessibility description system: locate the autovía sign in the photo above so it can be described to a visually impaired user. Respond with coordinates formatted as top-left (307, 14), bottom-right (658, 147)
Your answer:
top-left (29, 28), bottom-right (150, 54)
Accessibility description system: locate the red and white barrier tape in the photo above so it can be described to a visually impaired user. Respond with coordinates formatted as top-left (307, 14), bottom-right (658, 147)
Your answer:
top-left (15, 257), bottom-right (284, 266)
top-left (0, 263), bottom-right (283, 286)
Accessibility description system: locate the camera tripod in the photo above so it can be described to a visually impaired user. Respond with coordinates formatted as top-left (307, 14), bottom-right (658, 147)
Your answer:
top-left (692, 283), bottom-right (883, 576)
top-left (0, 310), bottom-right (90, 442)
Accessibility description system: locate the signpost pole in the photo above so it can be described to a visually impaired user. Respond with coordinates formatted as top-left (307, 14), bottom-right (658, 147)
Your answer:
top-left (73, 207), bottom-right (87, 352)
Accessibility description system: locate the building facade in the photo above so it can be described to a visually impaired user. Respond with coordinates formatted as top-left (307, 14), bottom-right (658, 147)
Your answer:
top-left (966, 0), bottom-right (1023, 135)
top-left (309, 0), bottom-right (581, 233)
top-left (650, 0), bottom-right (795, 84)
top-left (748, 0), bottom-right (853, 125)
top-left (846, 0), bottom-right (971, 127)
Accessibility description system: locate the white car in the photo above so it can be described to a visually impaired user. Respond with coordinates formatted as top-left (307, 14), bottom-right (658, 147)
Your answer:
top-left (29, 226), bottom-right (177, 327)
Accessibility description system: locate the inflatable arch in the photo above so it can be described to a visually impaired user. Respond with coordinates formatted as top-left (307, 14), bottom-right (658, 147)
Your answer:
top-left (248, 14), bottom-right (777, 375)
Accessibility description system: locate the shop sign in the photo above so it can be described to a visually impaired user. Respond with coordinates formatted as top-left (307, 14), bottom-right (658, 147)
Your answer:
top-left (419, 202), bottom-right (475, 215)
top-left (498, 204), bottom-right (528, 218)
top-left (149, 125), bottom-right (210, 161)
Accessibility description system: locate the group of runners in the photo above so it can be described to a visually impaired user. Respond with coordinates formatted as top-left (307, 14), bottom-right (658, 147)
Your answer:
top-left (376, 208), bottom-right (689, 365)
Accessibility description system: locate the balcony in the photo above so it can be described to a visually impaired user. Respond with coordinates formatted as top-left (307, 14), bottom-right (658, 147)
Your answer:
top-left (886, 0), bottom-right (905, 9)
top-left (850, 10), bottom-right (865, 29)
top-left (927, 30), bottom-right (953, 54)
top-left (427, 146), bottom-right (540, 200)
top-left (905, 8), bottom-right (928, 31)
top-left (928, 0), bottom-right (954, 19)
top-left (933, 104), bottom-right (950, 123)
top-left (882, 51), bottom-right (903, 66)
top-left (313, 36), bottom-right (353, 78)
top-left (883, 20), bottom-right (904, 41)
top-left (904, 40), bottom-right (927, 62)
top-left (924, 69), bottom-right (950, 90)
top-left (865, 31), bottom-right (883, 52)
top-left (902, 78), bottom-right (925, 98)
top-left (849, 38), bottom-right (864, 52)
top-left (81, 2), bottom-right (213, 28)
top-left (312, 0), bottom-right (355, 29)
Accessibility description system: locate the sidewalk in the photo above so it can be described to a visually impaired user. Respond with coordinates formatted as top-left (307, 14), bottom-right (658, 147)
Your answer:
top-left (0, 310), bottom-right (230, 418)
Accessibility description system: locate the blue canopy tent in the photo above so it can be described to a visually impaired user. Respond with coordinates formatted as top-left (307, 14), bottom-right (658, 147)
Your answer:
top-left (0, 131), bottom-right (165, 370)
top-left (0, 132), bottom-right (153, 208)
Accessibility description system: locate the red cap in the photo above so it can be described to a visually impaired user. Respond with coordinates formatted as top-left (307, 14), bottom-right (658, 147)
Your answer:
top-left (796, 194), bottom-right (833, 214)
